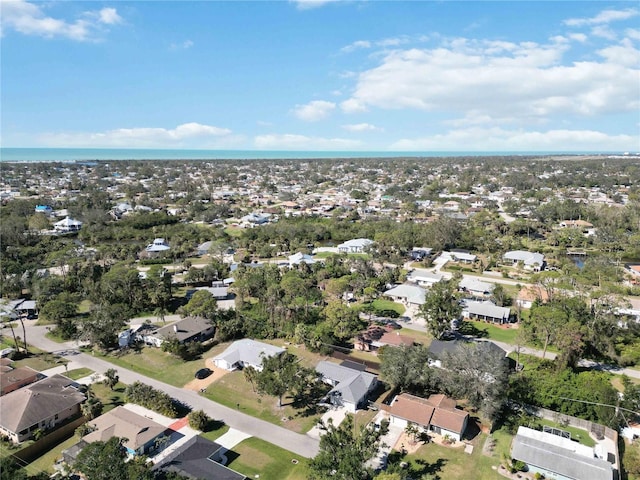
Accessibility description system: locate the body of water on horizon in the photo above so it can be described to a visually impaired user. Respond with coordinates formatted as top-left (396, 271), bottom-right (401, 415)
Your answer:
top-left (0, 148), bottom-right (609, 163)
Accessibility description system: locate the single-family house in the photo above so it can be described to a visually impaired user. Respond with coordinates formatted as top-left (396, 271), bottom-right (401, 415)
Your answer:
top-left (54, 216), bottom-right (82, 233)
top-left (136, 317), bottom-right (214, 347)
top-left (213, 339), bottom-right (285, 372)
top-left (459, 277), bottom-right (495, 298)
top-left (288, 252), bottom-right (316, 267)
top-left (146, 238), bottom-right (170, 254)
top-left (409, 248), bottom-right (433, 261)
top-left (83, 406), bottom-right (168, 456)
top-left (625, 264), bottom-right (640, 282)
top-left (386, 393), bottom-right (469, 442)
top-left (197, 241), bottom-right (214, 256)
top-left (428, 339), bottom-right (509, 369)
top-left (0, 366), bottom-right (41, 396)
top-left (158, 435), bottom-right (247, 480)
top-left (448, 251), bottom-right (477, 264)
top-left (383, 284), bottom-right (426, 306)
top-left (0, 374), bottom-right (85, 443)
top-left (463, 300), bottom-right (511, 324)
top-left (316, 360), bottom-right (378, 413)
top-left (559, 219), bottom-right (597, 236)
top-left (516, 285), bottom-right (550, 309)
top-left (406, 269), bottom-right (443, 288)
top-left (511, 426), bottom-right (614, 480)
top-left (337, 238), bottom-right (374, 254)
top-left (240, 212), bottom-right (271, 227)
top-left (370, 331), bottom-right (415, 350)
top-left (503, 250), bottom-right (545, 271)
top-left (204, 281), bottom-right (229, 299)
top-left (34, 205), bottom-right (53, 216)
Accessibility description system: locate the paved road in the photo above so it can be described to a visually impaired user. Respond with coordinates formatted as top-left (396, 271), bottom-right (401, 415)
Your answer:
top-left (401, 319), bottom-right (640, 379)
top-left (22, 323), bottom-right (320, 458)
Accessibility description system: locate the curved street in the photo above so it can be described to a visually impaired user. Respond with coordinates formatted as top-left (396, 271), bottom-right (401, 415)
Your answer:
top-left (22, 323), bottom-right (320, 458)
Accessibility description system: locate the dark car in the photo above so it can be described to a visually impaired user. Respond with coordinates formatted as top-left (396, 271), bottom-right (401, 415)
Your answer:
top-left (195, 368), bottom-right (213, 379)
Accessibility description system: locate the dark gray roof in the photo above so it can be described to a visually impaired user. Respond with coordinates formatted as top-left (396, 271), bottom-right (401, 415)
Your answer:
top-left (512, 427), bottom-right (612, 480)
top-left (340, 360), bottom-right (367, 372)
top-left (428, 339), bottom-right (507, 358)
top-left (155, 316), bottom-right (213, 342)
top-left (159, 435), bottom-right (246, 480)
top-left (0, 374), bottom-right (85, 433)
top-left (316, 361), bottom-right (377, 406)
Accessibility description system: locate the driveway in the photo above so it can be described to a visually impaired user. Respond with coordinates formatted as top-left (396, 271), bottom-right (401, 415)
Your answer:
top-left (21, 323), bottom-right (320, 458)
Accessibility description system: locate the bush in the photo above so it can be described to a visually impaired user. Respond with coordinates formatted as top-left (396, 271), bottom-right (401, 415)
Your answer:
top-left (124, 381), bottom-right (179, 418)
top-left (188, 410), bottom-right (211, 431)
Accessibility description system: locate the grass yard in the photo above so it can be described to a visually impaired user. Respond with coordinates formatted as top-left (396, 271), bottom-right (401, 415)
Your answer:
top-left (203, 370), bottom-right (322, 434)
top-left (24, 434), bottom-right (81, 476)
top-left (98, 344), bottom-right (221, 387)
top-left (537, 419), bottom-right (595, 447)
top-left (369, 298), bottom-right (406, 316)
top-left (92, 381), bottom-right (127, 413)
top-left (399, 327), bottom-right (433, 344)
top-left (200, 424), bottom-right (231, 443)
top-left (462, 320), bottom-right (520, 344)
top-left (77, 299), bottom-right (93, 314)
top-left (227, 437), bottom-right (310, 480)
top-left (64, 367), bottom-right (93, 380)
top-left (14, 351), bottom-right (66, 371)
top-left (397, 432), bottom-right (504, 480)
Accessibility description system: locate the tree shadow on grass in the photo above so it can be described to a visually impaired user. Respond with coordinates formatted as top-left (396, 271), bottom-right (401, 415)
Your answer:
top-left (413, 457), bottom-right (447, 479)
top-left (458, 321), bottom-right (488, 338)
top-left (109, 395), bottom-right (124, 408)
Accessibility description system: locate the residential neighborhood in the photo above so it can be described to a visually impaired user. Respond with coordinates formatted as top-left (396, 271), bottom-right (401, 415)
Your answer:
top-left (1, 155), bottom-right (639, 480)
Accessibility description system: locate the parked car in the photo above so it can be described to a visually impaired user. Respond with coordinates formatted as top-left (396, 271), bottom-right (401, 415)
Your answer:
top-left (195, 368), bottom-right (213, 379)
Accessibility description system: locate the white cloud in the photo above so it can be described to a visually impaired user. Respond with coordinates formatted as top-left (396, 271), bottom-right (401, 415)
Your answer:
top-left (567, 33), bottom-right (588, 42)
top-left (170, 40), bottom-right (194, 51)
top-left (339, 36), bottom-right (639, 122)
top-left (342, 123), bottom-right (382, 132)
top-left (97, 8), bottom-right (122, 25)
top-left (591, 25), bottom-right (617, 40)
top-left (597, 39), bottom-right (640, 67)
top-left (564, 8), bottom-right (639, 27)
top-left (291, 0), bottom-right (337, 10)
top-left (390, 127), bottom-right (637, 152)
top-left (626, 28), bottom-right (640, 41)
top-left (38, 122), bottom-right (234, 147)
top-left (0, 0), bottom-right (122, 41)
top-left (254, 134), bottom-right (362, 150)
top-left (291, 100), bottom-right (336, 121)
top-left (341, 40), bottom-right (372, 53)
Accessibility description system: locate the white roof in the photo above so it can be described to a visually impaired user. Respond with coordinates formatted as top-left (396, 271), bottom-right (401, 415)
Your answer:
top-left (384, 284), bottom-right (426, 305)
top-left (504, 250), bottom-right (545, 266)
top-left (449, 251), bottom-right (476, 261)
top-left (407, 269), bottom-right (443, 284)
top-left (289, 252), bottom-right (315, 265)
top-left (459, 277), bottom-right (495, 294)
top-left (54, 216), bottom-right (82, 227)
top-left (464, 300), bottom-right (510, 320)
top-left (214, 339), bottom-right (285, 369)
top-left (338, 238), bottom-right (373, 248)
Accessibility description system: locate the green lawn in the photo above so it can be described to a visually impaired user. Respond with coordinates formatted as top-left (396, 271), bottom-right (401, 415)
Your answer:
top-left (97, 344), bottom-right (220, 387)
top-left (92, 381), bottom-right (128, 413)
top-left (370, 299), bottom-right (406, 316)
top-left (397, 432), bottom-right (505, 480)
top-left (64, 367), bottom-right (94, 380)
top-left (44, 330), bottom-right (68, 343)
top-left (537, 419), bottom-right (595, 447)
top-left (202, 370), bottom-right (322, 434)
top-left (14, 352), bottom-right (66, 371)
top-left (200, 424), bottom-right (231, 443)
top-left (462, 320), bottom-right (520, 344)
top-left (227, 437), bottom-right (310, 480)
top-left (24, 434), bottom-right (81, 476)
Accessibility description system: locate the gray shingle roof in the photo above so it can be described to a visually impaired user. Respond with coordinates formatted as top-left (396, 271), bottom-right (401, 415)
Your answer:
top-left (512, 427), bottom-right (612, 480)
top-left (0, 374), bottom-right (85, 434)
top-left (316, 361), bottom-right (377, 406)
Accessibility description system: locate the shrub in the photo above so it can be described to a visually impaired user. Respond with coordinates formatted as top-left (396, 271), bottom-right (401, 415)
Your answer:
top-left (188, 410), bottom-right (211, 431)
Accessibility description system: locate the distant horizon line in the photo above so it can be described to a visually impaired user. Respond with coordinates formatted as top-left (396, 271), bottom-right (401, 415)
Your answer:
top-left (2, 146), bottom-right (637, 163)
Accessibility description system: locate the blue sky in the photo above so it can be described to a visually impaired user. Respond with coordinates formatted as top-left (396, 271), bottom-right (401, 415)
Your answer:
top-left (1, 0), bottom-right (639, 151)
